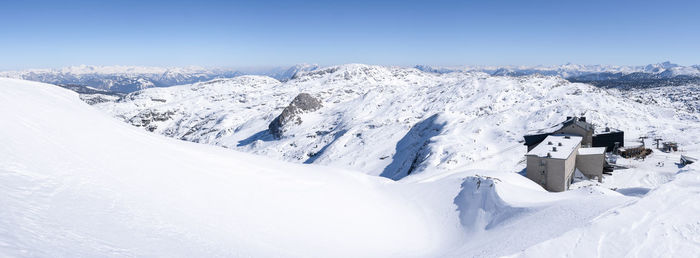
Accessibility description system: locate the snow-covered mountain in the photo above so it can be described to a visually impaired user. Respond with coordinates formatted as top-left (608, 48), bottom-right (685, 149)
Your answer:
top-left (3, 77), bottom-right (700, 256)
top-left (622, 84), bottom-right (700, 113)
top-left (416, 61), bottom-right (700, 88)
top-left (267, 63), bottom-right (320, 81)
top-left (5, 62), bottom-right (695, 94)
top-left (0, 64), bottom-right (320, 93)
top-left (95, 64), bottom-right (700, 181)
top-left (417, 63), bottom-right (639, 77)
top-left (0, 65), bottom-right (243, 93)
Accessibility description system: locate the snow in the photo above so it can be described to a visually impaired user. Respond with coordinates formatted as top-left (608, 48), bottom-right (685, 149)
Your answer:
top-left (4, 61), bottom-right (698, 93)
top-left (0, 64), bottom-right (318, 93)
top-left (518, 160), bottom-right (700, 257)
top-left (0, 78), bottom-right (438, 256)
top-left (91, 63), bottom-right (700, 183)
top-left (415, 61), bottom-right (700, 79)
top-left (2, 77), bottom-right (700, 257)
top-left (526, 135), bottom-right (582, 159)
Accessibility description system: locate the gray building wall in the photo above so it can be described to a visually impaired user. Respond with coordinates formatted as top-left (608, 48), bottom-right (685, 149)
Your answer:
top-left (576, 153), bottom-right (604, 182)
top-left (555, 125), bottom-right (593, 147)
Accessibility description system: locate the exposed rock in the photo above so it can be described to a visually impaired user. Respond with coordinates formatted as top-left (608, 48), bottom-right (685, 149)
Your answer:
top-left (79, 94), bottom-right (121, 105)
top-left (269, 93), bottom-right (322, 138)
top-left (128, 109), bottom-right (176, 130)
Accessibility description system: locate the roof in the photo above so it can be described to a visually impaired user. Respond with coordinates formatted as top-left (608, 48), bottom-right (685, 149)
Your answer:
top-left (525, 117), bottom-right (594, 136)
top-left (526, 134), bottom-right (582, 159)
top-left (577, 147), bottom-right (606, 155)
top-left (561, 117), bottom-right (595, 132)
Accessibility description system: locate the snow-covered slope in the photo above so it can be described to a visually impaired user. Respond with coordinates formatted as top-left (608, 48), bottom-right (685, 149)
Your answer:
top-left (97, 64), bottom-right (700, 181)
top-left (516, 161), bottom-right (700, 257)
top-left (0, 78), bottom-right (441, 256)
top-left (621, 84), bottom-right (700, 113)
top-left (2, 78), bottom-right (700, 257)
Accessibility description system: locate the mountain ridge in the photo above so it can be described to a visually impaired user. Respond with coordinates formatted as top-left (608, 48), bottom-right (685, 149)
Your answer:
top-left (94, 63), bottom-right (700, 180)
top-left (5, 62), bottom-right (698, 93)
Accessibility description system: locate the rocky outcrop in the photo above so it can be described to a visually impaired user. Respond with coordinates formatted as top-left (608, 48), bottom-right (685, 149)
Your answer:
top-left (128, 109), bottom-right (176, 132)
top-left (268, 93), bottom-right (322, 138)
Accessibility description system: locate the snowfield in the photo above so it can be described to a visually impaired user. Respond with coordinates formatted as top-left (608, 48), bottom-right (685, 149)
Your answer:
top-left (1, 76), bottom-right (700, 257)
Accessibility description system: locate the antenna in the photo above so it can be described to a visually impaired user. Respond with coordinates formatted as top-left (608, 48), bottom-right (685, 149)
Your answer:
top-left (639, 136), bottom-right (648, 147)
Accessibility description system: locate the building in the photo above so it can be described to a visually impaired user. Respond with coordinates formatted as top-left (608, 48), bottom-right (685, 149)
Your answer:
top-left (525, 135), bottom-right (581, 192)
top-left (524, 117), bottom-right (594, 151)
top-left (592, 127), bottom-right (624, 152)
top-left (524, 116), bottom-right (623, 152)
top-left (524, 116), bottom-right (612, 192)
top-left (662, 142), bottom-right (678, 152)
top-left (576, 147), bottom-right (606, 182)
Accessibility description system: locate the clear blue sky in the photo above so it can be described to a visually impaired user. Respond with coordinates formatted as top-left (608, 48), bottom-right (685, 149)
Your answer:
top-left (1, 0), bottom-right (698, 70)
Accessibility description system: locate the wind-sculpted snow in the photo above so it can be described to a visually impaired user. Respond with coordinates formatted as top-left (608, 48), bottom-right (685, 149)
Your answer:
top-left (514, 166), bottom-right (700, 257)
top-left (96, 64), bottom-right (700, 180)
top-left (447, 174), bottom-right (631, 257)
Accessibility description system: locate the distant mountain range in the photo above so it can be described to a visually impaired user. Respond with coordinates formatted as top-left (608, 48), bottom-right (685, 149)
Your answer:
top-left (2, 62), bottom-right (698, 93)
top-left (0, 64), bottom-right (319, 93)
top-left (415, 61), bottom-right (700, 89)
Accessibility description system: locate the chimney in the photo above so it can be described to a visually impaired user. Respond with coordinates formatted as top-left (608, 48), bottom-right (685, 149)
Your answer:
top-left (547, 153), bottom-right (552, 158)
top-left (579, 117), bottom-right (586, 122)
top-left (552, 147), bottom-right (557, 152)
top-left (558, 142), bottom-right (563, 146)
top-left (548, 141), bottom-right (553, 145)
top-left (566, 116), bottom-right (572, 120)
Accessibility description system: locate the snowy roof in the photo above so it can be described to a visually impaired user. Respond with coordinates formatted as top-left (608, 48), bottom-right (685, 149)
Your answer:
top-left (526, 134), bottom-right (582, 159)
top-left (577, 147), bottom-right (606, 155)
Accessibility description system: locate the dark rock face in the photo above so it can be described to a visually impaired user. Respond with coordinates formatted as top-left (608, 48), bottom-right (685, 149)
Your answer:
top-left (269, 93), bottom-right (322, 138)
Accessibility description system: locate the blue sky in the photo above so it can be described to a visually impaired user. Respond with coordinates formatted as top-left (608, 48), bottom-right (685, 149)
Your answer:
top-left (1, 0), bottom-right (698, 70)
